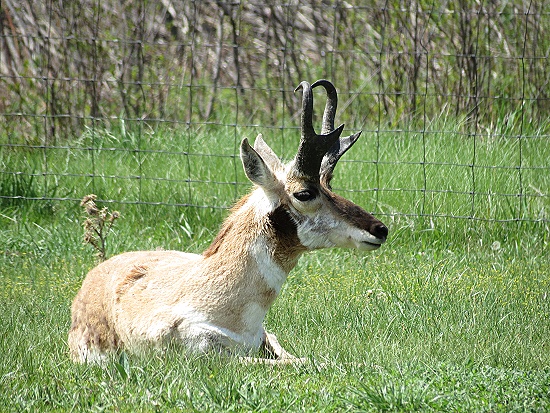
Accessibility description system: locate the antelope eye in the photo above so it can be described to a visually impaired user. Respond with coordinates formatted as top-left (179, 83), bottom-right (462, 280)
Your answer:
top-left (293, 189), bottom-right (317, 202)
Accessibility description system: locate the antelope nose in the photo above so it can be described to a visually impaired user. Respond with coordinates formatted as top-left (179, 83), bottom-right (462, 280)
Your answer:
top-left (372, 223), bottom-right (388, 241)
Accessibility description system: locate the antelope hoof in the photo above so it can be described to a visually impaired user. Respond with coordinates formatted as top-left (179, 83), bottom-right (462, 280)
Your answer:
top-left (262, 332), bottom-right (306, 364)
top-left (238, 332), bottom-right (307, 365)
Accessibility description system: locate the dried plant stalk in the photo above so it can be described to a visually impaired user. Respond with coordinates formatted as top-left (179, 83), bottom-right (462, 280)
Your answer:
top-left (80, 194), bottom-right (120, 262)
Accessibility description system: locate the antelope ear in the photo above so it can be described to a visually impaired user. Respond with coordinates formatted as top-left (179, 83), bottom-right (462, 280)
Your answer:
top-left (240, 138), bottom-right (278, 190)
top-left (253, 134), bottom-right (283, 172)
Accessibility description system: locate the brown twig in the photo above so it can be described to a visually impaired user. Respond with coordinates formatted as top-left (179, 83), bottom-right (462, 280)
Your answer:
top-left (80, 194), bottom-right (120, 262)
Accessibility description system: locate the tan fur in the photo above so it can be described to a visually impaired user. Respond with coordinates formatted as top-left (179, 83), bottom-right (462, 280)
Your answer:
top-left (69, 157), bottom-right (386, 362)
top-left (68, 192), bottom-right (304, 361)
top-left (69, 81), bottom-right (388, 363)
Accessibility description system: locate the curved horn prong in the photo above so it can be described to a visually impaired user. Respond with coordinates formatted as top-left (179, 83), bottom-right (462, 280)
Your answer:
top-left (320, 131), bottom-right (362, 186)
top-left (311, 79), bottom-right (337, 134)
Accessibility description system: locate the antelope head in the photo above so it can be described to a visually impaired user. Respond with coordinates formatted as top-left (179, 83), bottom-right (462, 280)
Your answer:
top-left (240, 79), bottom-right (388, 253)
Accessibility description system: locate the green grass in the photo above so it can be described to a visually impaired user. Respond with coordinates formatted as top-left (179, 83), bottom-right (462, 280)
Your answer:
top-left (0, 119), bottom-right (549, 411)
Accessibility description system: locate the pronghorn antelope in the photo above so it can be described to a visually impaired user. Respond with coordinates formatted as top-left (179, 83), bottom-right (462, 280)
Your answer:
top-left (68, 80), bottom-right (388, 363)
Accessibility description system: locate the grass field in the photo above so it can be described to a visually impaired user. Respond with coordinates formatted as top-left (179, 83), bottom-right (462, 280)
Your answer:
top-left (1, 120), bottom-right (549, 412)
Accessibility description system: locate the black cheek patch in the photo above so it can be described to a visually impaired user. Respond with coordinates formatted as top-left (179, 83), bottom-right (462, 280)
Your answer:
top-left (268, 205), bottom-right (299, 240)
top-left (267, 205), bottom-right (306, 268)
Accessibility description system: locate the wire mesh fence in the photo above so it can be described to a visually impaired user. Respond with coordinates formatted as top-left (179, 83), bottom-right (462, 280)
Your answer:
top-left (1, 1), bottom-right (548, 223)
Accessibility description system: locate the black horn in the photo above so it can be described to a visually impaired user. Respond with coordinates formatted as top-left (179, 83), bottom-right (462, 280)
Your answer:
top-left (311, 79), bottom-right (337, 134)
top-left (320, 131), bottom-right (362, 187)
top-left (292, 81), bottom-right (343, 180)
top-left (312, 80), bottom-right (363, 186)
top-left (297, 81), bottom-right (316, 142)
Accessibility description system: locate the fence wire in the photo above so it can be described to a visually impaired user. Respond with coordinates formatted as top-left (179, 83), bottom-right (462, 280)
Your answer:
top-left (0, 1), bottom-right (548, 223)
